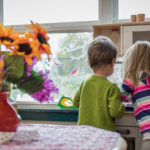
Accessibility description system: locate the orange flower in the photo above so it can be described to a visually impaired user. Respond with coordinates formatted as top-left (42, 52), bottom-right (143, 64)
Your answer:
top-left (0, 24), bottom-right (19, 48)
top-left (25, 21), bottom-right (51, 56)
top-left (0, 57), bottom-right (4, 74)
top-left (9, 36), bottom-right (42, 66)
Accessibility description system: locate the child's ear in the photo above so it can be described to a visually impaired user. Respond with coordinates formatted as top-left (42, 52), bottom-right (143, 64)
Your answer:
top-left (110, 58), bottom-right (115, 67)
top-left (87, 59), bottom-right (91, 67)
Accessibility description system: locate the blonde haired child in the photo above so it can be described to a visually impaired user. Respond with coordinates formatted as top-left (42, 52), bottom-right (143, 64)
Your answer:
top-left (120, 41), bottom-right (150, 150)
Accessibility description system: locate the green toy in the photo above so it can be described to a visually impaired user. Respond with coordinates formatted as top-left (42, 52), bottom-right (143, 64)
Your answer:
top-left (58, 96), bottom-right (78, 109)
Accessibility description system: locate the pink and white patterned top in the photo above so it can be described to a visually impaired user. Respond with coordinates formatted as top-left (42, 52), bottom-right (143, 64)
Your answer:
top-left (1, 124), bottom-right (120, 150)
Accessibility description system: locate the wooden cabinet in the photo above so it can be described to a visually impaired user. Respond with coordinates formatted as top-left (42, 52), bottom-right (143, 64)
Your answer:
top-left (115, 112), bottom-right (143, 150)
top-left (93, 22), bottom-right (150, 56)
top-left (122, 25), bottom-right (150, 54)
top-left (93, 23), bottom-right (121, 55)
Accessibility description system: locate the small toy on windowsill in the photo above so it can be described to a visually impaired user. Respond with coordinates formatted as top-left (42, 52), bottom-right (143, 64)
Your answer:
top-left (58, 96), bottom-right (77, 109)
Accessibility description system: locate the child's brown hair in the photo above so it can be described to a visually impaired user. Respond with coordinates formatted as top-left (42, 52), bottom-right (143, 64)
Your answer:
top-left (88, 36), bottom-right (117, 72)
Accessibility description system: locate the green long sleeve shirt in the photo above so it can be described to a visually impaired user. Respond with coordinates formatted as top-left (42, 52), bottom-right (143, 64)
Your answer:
top-left (73, 75), bottom-right (125, 131)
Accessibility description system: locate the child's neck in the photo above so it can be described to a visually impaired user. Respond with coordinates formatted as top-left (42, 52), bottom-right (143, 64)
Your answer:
top-left (93, 65), bottom-right (113, 78)
top-left (93, 72), bottom-right (107, 78)
top-left (93, 65), bottom-right (112, 78)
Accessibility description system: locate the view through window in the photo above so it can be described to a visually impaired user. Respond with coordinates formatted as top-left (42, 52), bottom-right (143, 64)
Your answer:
top-left (9, 32), bottom-right (122, 102)
top-left (10, 32), bottom-right (93, 102)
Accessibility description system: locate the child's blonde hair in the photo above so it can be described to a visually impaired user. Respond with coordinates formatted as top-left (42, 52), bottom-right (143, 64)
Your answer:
top-left (123, 41), bottom-right (150, 86)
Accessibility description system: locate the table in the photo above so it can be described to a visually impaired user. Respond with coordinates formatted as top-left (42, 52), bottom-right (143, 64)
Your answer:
top-left (0, 124), bottom-right (127, 150)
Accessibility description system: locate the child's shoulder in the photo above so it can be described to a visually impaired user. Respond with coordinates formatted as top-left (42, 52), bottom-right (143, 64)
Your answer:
top-left (108, 82), bottom-right (120, 91)
top-left (86, 75), bottom-right (117, 87)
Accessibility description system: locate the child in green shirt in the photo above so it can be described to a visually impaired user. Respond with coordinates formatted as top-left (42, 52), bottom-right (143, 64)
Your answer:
top-left (73, 36), bottom-right (125, 131)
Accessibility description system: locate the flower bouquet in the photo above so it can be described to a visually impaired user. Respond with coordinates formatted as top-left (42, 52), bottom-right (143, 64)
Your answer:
top-left (0, 21), bottom-right (59, 103)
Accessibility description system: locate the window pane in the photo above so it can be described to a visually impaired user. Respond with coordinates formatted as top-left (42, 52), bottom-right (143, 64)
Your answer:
top-left (3, 0), bottom-right (99, 26)
top-left (119, 0), bottom-right (150, 19)
top-left (10, 32), bottom-right (93, 102)
top-left (107, 63), bottom-right (122, 86)
top-left (10, 32), bottom-right (123, 103)
top-left (1, 45), bottom-right (8, 51)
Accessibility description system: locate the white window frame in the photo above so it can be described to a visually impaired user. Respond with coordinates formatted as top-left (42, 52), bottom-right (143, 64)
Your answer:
top-left (2, 0), bottom-right (102, 33)
top-left (113, 0), bottom-right (150, 23)
top-left (0, 0), bottom-right (114, 108)
top-left (1, 0), bottom-right (114, 32)
top-left (0, 0), bottom-right (2, 24)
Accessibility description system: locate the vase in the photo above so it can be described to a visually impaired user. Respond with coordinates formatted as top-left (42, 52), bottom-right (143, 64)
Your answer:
top-left (0, 92), bottom-right (19, 132)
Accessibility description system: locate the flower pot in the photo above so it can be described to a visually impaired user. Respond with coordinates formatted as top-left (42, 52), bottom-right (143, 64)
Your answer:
top-left (0, 93), bottom-right (19, 132)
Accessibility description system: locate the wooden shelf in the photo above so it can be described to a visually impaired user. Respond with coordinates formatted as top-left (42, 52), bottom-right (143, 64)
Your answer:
top-left (93, 21), bottom-right (150, 56)
top-left (93, 21), bottom-right (150, 38)
top-left (93, 21), bottom-right (150, 28)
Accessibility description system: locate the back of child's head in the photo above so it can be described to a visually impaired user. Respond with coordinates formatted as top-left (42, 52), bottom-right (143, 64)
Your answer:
top-left (87, 36), bottom-right (117, 72)
top-left (123, 41), bottom-right (150, 86)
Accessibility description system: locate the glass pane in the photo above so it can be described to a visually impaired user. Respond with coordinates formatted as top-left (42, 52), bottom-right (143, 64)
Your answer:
top-left (1, 45), bottom-right (8, 51)
top-left (10, 32), bottom-right (93, 102)
top-left (3, 0), bottom-right (99, 26)
top-left (107, 63), bottom-right (122, 86)
top-left (10, 33), bottom-right (123, 103)
top-left (119, 0), bottom-right (150, 19)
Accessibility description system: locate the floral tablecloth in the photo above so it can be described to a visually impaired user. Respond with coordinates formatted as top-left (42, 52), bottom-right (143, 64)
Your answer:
top-left (0, 124), bottom-right (120, 150)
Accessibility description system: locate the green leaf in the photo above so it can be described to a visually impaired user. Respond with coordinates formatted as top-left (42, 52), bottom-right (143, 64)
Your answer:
top-left (18, 70), bottom-right (45, 94)
top-left (1, 80), bottom-right (10, 92)
top-left (6, 77), bottom-right (22, 85)
top-left (3, 81), bottom-right (9, 89)
top-left (4, 52), bottom-right (24, 79)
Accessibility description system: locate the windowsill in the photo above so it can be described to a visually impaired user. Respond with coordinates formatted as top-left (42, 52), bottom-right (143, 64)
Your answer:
top-left (18, 105), bottom-right (133, 122)
top-left (18, 107), bottom-right (79, 122)
top-left (18, 107), bottom-right (78, 112)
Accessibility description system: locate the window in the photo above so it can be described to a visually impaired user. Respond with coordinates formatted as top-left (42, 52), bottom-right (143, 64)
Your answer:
top-left (10, 32), bottom-right (93, 102)
top-left (114, 0), bottom-right (150, 23)
top-left (3, 0), bottom-right (99, 26)
top-left (0, 0), bottom-right (101, 105)
top-left (10, 32), bottom-right (123, 103)
top-left (0, 0), bottom-right (122, 106)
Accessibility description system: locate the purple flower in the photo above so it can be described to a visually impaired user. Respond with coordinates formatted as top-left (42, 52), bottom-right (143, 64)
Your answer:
top-left (30, 71), bottom-right (59, 103)
top-left (26, 57), bottom-right (38, 77)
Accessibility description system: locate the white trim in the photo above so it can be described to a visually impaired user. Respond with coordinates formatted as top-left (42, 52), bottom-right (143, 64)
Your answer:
top-left (120, 25), bottom-right (123, 55)
top-left (0, 0), bottom-right (2, 24)
top-left (113, 0), bottom-right (118, 23)
top-left (98, 0), bottom-right (101, 23)
top-left (17, 101), bottom-right (59, 109)
top-left (100, 0), bottom-right (113, 24)
top-left (6, 21), bottom-right (99, 33)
